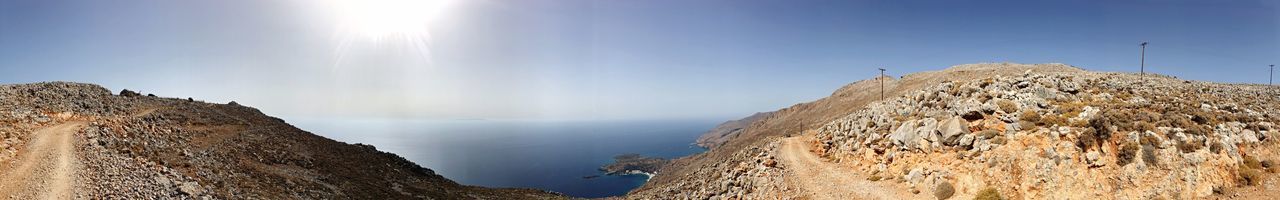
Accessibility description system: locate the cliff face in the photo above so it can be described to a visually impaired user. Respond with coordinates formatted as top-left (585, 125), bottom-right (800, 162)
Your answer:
top-left (0, 82), bottom-right (564, 199)
top-left (695, 112), bottom-right (774, 149)
top-left (630, 63), bottom-right (1280, 199)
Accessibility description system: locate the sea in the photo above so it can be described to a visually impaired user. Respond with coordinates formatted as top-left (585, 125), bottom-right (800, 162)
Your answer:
top-left (286, 117), bottom-right (715, 198)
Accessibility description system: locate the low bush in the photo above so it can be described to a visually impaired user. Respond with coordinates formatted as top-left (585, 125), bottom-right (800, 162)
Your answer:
top-left (1076, 129), bottom-right (1099, 151)
top-left (1141, 144), bottom-right (1157, 166)
top-left (1020, 110), bottom-right (1041, 123)
top-left (934, 182), bottom-right (955, 200)
top-left (976, 130), bottom-right (1000, 139)
top-left (973, 187), bottom-right (1002, 200)
top-left (1041, 115), bottom-right (1067, 127)
top-left (990, 137), bottom-right (1007, 145)
top-left (1244, 154), bottom-right (1263, 169)
top-left (997, 100), bottom-right (1018, 113)
top-left (1240, 167), bottom-right (1263, 186)
top-left (1176, 140), bottom-right (1203, 153)
top-left (1117, 141), bottom-right (1140, 166)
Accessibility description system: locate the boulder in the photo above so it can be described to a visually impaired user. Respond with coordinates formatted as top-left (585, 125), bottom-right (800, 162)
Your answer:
top-left (119, 89), bottom-right (141, 97)
top-left (178, 181), bottom-right (202, 196)
top-left (958, 134), bottom-right (975, 148)
top-left (917, 118), bottom-right (940, 143)
top-left (938, 117), bottom-right (969, 145)
top-left (890, 120), bottom-right (920, 149)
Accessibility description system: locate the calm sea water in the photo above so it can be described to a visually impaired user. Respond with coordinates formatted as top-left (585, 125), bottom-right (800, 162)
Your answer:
top-left (285, 118), bottom-right (714, 198)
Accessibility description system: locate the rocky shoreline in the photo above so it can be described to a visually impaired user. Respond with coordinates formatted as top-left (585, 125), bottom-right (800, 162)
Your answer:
top-left (599, 154), bottom-right (668, 178)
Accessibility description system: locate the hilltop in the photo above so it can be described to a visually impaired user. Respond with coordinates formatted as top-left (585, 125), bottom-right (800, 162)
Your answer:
top-left (630, 63), bottom-right (1280, 199)
top-left (0, 82), bottom-right (565, 199)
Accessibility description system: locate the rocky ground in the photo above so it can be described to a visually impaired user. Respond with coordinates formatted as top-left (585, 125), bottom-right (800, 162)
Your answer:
top-left (809, 66), bottom-right (1280, 199)
top-left (0, 82), bottom-right (565, 199)
top-left (630, 63), bottom-right (1280, 199)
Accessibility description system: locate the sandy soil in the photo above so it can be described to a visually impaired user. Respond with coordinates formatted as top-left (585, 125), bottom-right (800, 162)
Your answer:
top-left (0, 122), bottom-right (85, 199)
top-left (778, 136), bottom-right (931, 200)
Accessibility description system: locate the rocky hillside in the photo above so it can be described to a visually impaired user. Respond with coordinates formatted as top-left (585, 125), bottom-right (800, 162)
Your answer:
top-left (695, 112), bottom-right (774, 149)
top-left (0, 82), bottom-right (564, 199)
top-left (630, 63), bottom-right (1280, 199)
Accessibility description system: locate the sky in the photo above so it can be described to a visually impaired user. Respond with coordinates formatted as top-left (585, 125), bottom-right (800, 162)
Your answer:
top-left (1, 0), bottom-right (1277, 120)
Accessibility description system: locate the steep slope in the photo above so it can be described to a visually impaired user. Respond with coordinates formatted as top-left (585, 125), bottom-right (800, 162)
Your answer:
top-left (0, 82), bottom-right (565, 199)
top-left (634, 62), bottom-right (1280, 198)
top-left (807, 68), bottom-right (1280, 199)
top-left (696, 112), bottom-right (774, 149)
top-left (624, 62), bottom-right (1085, 198)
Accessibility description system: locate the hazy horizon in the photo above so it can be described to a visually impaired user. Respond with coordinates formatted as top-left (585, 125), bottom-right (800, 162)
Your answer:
top-left (2, 0), bottom-right (1277, 120)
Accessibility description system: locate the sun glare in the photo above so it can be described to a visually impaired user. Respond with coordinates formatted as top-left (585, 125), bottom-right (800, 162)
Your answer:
top-left (326, 0), bottom-right (452, 41)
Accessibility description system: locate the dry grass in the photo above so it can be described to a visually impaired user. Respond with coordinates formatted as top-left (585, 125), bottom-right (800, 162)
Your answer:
top-left (1240, 167), bottom-right (1263, 186)
top-left (974, 187), bottom-right (1002, 200)
top-left (997, 100), bottom-right (1018, 113)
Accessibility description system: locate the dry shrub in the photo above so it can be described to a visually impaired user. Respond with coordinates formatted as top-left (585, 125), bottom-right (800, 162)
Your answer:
top-left (1021, 110), bottom-right (1041, 123)
top-left (1055, 101), bottom-right (1086, 119)
top-left (1240, 167), bottom-right (1263, 186)
top-left (997, 99), bottom-right (1018, 113)
top-left (1089, 114), bottom-right (1113, 139)
top-left (991, 137), bottom-right (1007, 145)
top-left (1041, 115), bottom-right (1067, 126)
top-left (1069, 119), bottom-right (1090, 128)
top-left (1140, 134), bottom-right (1161, 146)
top-left (1141, 144), bottom-right (1157, 166)
top-left (933, 182), bottom-right (955, 200)
top-left (1135, 121), bottom-right (1157, 132)
top-left (976, 130), bottom-right (1000, 139)
top-left (1176, 139), bottom-right (1202, 153)
top-left (1018, 121), bottom-right (1036, 130)
top-left (1077, 129), bottom-right (1099, 151)
top-left (974, 187), bottom-right (1002, 200)
top-left (1117, 141), bottom-right (1140, 166)
top-left (1244, 154), bottom-right (1263, 169)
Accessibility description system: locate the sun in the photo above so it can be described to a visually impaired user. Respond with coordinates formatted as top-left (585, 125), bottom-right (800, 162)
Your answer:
top-left (324, 0), bottom-right (453, 41)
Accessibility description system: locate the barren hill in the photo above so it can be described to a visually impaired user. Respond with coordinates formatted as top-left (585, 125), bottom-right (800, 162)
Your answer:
top-left (630, 63), bottom-right (1280, 199)
top-left (0, 82), bottom-right (564, 199)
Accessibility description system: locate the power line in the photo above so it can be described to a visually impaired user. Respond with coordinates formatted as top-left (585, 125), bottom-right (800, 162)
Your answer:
top-left (1140, 41), bottom-right (1148, 78)
top-left (875, 67), bottom-right (885, 101)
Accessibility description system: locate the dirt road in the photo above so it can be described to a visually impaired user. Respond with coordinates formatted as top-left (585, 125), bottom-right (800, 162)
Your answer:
top-left (0, 122), bottom-right (85, 199)
top-left (778, 136), bottom-right (926, 200)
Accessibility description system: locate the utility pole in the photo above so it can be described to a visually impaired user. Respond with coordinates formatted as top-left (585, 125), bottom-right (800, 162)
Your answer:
top-left (1271, 64), bottom-right (1275, 86)
top-left (878, 68), bottom-right (886, 101)
top-left (1139, 42), bottom-right (1148, 77)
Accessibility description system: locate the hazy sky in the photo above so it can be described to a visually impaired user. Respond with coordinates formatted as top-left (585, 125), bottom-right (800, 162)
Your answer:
top-left (1, 0), bottom-right (1277, 120)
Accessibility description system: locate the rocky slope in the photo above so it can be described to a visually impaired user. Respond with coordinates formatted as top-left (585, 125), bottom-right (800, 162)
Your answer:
top-left (0, 82), bottom-right (565, 199)
top-left (695, 112), bottom-right (774, 149)
top-left (630, 63), bottom-right (1280, 199)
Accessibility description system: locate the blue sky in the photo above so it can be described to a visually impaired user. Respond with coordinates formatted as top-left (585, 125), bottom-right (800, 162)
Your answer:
top-left (1, 0), bottom-right (1277, 120)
